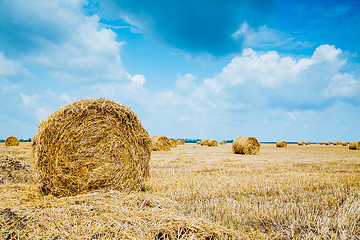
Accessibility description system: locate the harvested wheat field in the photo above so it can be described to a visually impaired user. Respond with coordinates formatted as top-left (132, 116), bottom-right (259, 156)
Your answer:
top-left (1, 142), bottom-right (360, 239)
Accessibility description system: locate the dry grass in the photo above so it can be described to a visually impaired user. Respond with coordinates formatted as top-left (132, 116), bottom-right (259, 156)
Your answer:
top-left (1, 142), bottom-right (360, 239)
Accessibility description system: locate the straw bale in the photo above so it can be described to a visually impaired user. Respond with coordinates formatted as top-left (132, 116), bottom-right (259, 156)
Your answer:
top-left (276, 141), bottom-right (287, 147)
top-left (326, 142), bottom-right (331, 145)
top-left (152, 136), bottom-right (171, 151)
top-left (0, 155), bottom-right (30, 184)
top-left (177, 140), bottom-right (186, 145)
top-left (168, 138), bottom-right (178, 148)
top-left (207, 139), bottom-right (218, 147)
top-left (0, 190), bottom-right (237, 239)
top-left (232, 136), bottom-right (260, 155)
top-left (320, 142), bottom-right (325, 145)
top-left (298, 141), bottom-right (305, 146)
top-left (199, 140), bottom-right (209, 146)
top-left (197, 141), bottom-right (201, 144)
top-left (32, 98), bottom-right (151, 197)
top-left (5, 136), bottom-right (19, 146)
top-left (349, 142), bottom-right (360, 150)
top-left (305, 141), bottom-right (310, 145)
top-left (219, 140), bottom-right (226, 145)
top-left (342, 142), bottom-right (348, 146)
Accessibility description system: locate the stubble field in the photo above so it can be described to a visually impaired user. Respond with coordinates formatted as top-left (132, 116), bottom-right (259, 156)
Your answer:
top-left (1, 142), bottom-right (359, 239)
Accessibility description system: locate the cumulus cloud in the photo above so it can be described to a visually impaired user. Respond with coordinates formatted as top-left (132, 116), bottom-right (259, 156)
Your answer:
top-left (0, 0), bottom-right (130, 84)
top-left (98, 0), bottom-right (275, 55)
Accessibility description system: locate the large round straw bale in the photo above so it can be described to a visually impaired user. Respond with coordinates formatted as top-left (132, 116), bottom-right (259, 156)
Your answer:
top-left (325, 142), bottom-right (331, 145)
top-left (232, 136), bottom-right (260, 155)
top-left (168, 138), bottom-right (178, 148)
top-left (32, 99), bottom-right (151, 197)
top-left (349, 142), bottom-right (360, 150)
top-left (305, 141), bottom-right (310, 145)
top-left (207, 139), bottom-right (218, 147)
top-left (276, 140), bottom-right (287, 147)
top-left (5, 136), bottom-right (19, 146)
top-left (199, 140), bottom-right (209, 146)
top-left (219, 140), bottom-right (226, 145)
top-left (298, 141), bottom-right (305, 146)
top-left (320, 142), bottom-right (325, 145)
top-left (341, 142), bottom-right (348, 146)
top-left (177, 140), bottom-right (185, 145)
top-left (152, 136), bottom-right (171, 151)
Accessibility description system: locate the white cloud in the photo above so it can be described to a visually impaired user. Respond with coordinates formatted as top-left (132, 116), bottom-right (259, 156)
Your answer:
top-left (130, 74), bottom-right (146, 88)
top-left (322, 73), bottom-right (360, 99)
top-left (232, 23), bottom-right (314, 50)
top-left (31, 14), bottom-right (128, 83)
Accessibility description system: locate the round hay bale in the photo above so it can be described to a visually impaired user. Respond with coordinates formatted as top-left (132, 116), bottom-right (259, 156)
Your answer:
top-left (349, 142), bottom-right (360, 150)
top-left (152, 136), bottom-right (171, 151)
top-left (177, 140), bottom-right (185, 145)
top-left (305, 141), bottom-right (310, 145)
top-left (232, 136), bottom-right (260, 155)
top-left (219, 140), bottom-right (226, 145)
top-left (196, 141), bottom-right (201, 144)
top-left (207, 139), bottom-right (218, 147)
top-left (320, 142), bottom-right (325, 145)
top-left (199, 140), bottom-right (209, 146)
top-left (276, 140), bottom-right (287, 147)
top-left (168, 138), bottom-right (178, 148)
top-left (341, 142), bottom-right (348, 146)
top-left (298, 141), bottom-right (305, 146)
top-left (32, 99), bottom-right (151, 197)
top-left (5, 136), bottom-right (19, 146)
top-left (325, 142), bottom-right (331, 145)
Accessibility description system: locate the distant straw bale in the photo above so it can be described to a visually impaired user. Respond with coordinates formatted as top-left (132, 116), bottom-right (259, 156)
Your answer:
top-left (298, 141), bottom-right (305, 146)
top-left (349, 142), bottom-right (360, 150)
top-left (152, 136), bottom-right (171, 151)
top-left (232, 136), bottom-right (260, 155)
top-left (276, 141), bottom-right (287, 147)
top-left (342, 142), bottom-right (348, 146)
top-left (326, 142), bottom-right (331, 145)
top-left (320, 142), bottom-right (325, 145)
top-left (0, 155), bottom-right (30, 184)
top-left (196, 141), bottom-right (201, 144)
top-left (219, 140), bottom-right (226, 145)
top-left (305, 142), bottom-right (310, 145)
top-left (177, 140), bottom-right (186, 145)
top-left (168, 138), bottom-right (178, 148)
top-left (32, 98), bottom-right (151, 197)
top-left (207, 140), bottom-right (218, 147)
top-left (333, 142), bottom-right (340, 145)
top-left (5, 136), bottom-right (19, 146)
top-left (199, 140), bottom-right (209, 146)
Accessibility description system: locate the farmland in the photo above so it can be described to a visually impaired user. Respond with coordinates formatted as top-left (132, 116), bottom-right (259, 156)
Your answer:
top-left (1, 142), bottom-right (359, 239)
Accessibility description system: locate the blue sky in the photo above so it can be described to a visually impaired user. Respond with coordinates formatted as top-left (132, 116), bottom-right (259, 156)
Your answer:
top-left (0, 0), bottom-right (359, 142)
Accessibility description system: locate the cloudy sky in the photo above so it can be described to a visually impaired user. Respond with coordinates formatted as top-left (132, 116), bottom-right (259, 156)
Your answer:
top-left (1, 0), bottom-right (359, 142)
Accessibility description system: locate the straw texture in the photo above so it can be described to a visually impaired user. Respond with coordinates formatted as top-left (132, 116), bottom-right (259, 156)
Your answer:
top-left (31, 98), bottom-right (151, 197)
top-left (232, 136), bottom-right (260, 155)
